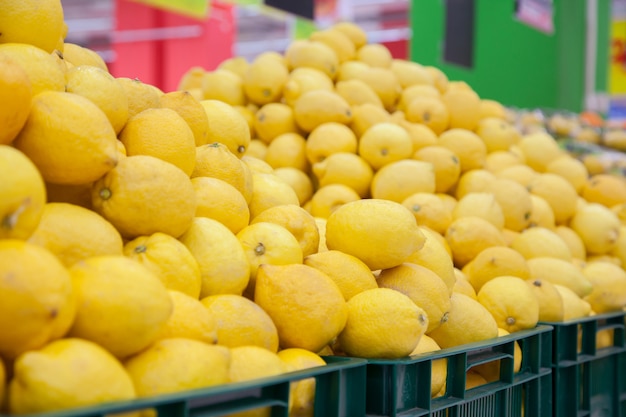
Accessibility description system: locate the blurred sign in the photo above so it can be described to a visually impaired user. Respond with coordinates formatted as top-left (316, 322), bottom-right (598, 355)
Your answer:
top-left (130, 0), bottom-right (210, 19)
top-left (515, 0), bottom-right (554, 34)
top-left (265, 0), bottom-right (314, 19)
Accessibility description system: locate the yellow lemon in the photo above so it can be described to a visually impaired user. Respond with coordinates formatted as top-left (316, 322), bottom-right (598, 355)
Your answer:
top-left (349, 102), bottom-right (390, 138)
top-left (14, 91), bottom-right (117, 185)
top-left (159, 90), bottom-right (209, 147)
top-left (61, 43), bottom-right (107, 71)
top-left (68, 255), bottom-right (172, 359)
top-left (201, 294), bottom-right (278, 351)
top-left (335, 78), bottom-right (384, 108)
top-left (306, 122), bottom-right (358, 164)
top-left (294, 90), bottom-right (352, 133)
top-left (192, 176), bottom-right (250, 234)
top-left (454, 169), bottom-right (497, 200)
top-left (581, 174), bottom-right (626, 208)
top-left (303, 250), bottom-right (377, 301)
top-left (0, 240), bottom-right (75, 360)
top-left (192, 142), bottom-right (253, 203)
top-left (248, 172), bottom-right (300, 219)
top-left (179, 217), bottom-right (250, 297)
top-left (526, 278), bottom-right (565, 322)
top-left (425, 66), bottom-right (449, 93)
top-left (27, 202), bottom-right (123, 267)
top-left (527, 173), bottom-right (578, 224)
top-left (0, 146), bottom-right (46, 240)
top-left (475, 118), bottom-right (520, 152)
top-left (464, 246), bottom-right (530, 292)
top-left (313, 152), bottom-right (373, 198)
top-left (332, 21), bottom-right (368, 49)
top-left (517, 132), bottom-right (564, 172)
top-left (438, 128), bottom-right (487, 173)
top-left (526, 257), bottom-right (592, 298)
top-left (285, 40), bottom-right (339, 80)
top-left (178, 66), bottom-right (204, 91)
top-left (244, 138), bottom-right (267, 159)
top-left (91, 155), bottom-right (196, 239)
top-left (554, 225), bottom-right (587, 260)
top-left (486, 178), bottom-right (533, 231)
top-left (338, 287), bottom-right (428, 358)
top-left (510, 227), bottom-right (573, 261)
top-left (251, 204), bottom-right (319, 257)
top-left (371, 160), bottom-right (436, 202)
top-left (378, 263), bottom-right (452, 333)
top-left (528, 194), bottom-right (556, 229)
top-left (554, 284), bottom-right (592, 320)
top-left (265, 132), bottom-right (309, 172)
top-left (254, 103), bottom-right (299, 144)
top-left (273, 167), bottom-right (314, 206)
top-left (397, 119), bottom-right (438, 152)
top-left (472, 328), bottom-right (522, 383)
top-left (124, 338), bottom-right (229, 397)
top-left (356, 43), bottom-right (392, 68)
top-left (413, 145), bottom-right (461, 193)
top-left (405, 96), bottom-right (450, 135)
top-left (0, 43), bottom-right (65, 95)
top-left (155, 291), bottom-right (217, 344)
top-left (218, 56), bottom-right (249, 78)
top-left (390, 59), bottom-right (434, 89)
top-left (237, 222), bottom-right (303, 296)
top-left (484, 151), bottom-right (524, 174)
top-left (452, 192), bottom-right (505, 230)
top-left (277, 348), bottom-right (327, 417)
top-left (255, 264), bottom-right (347, 351)
top-left (116, 77), bottom-right (161, 120)
top-left (283, 67), bottom-right (334, 107)
top-left (309, 28), bottom-right (356, 63)
top-left (8, 338), bottom-right (135, 415)
top-left (410, 334), bottom-right (447, 397)
top-left (570, 203), bottom-right (621, 255)
top-left (479, 99), bottom-right (507, 120)
top-left (401, 193), bottom-right (453, 234)
top-left (201, 69), bottom-right (245, 106)
top-left (582, 261), bottom-right (626, 313)
top-left (123, 232), bottom-right (202, 298)
top-left (445, 216), bottom-right (506, 268)
top-left (242, 54), bottom-right (289, 105)
top-left (427, 293), bottom-right (499, 348)
top-left (397, 84), bottom-right (441, 112)
top-left (336, 60), bottom-right (370, 82)
top-left (358, 122), bottom-right (413, 170)
top-left (326, 199), bottom-right (425, 270)
top-left (0, 54), bottom-right (31, 145)
top-left (441, 87), bottom-right (481, 131)
top-left (453, 268), bottom-right (477, 300)
top-left (354, 67), bottom-right (401, 111)
top-left (545, 155), bottom-right (589, 194)
top-left (201, 99), bottom-right (251, 158)
top-left (405, 226), bottom-right (456, 293)
top-left (0, 0), bottom-right (64, 53)
top-left (477, 276), bottom-right (539, 332)
top-left (309, 184), bottom-right (362, 219)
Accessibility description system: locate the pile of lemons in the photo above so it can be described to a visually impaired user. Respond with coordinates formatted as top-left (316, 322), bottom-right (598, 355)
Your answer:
top-left (3, 0), bottom-right (626, 415)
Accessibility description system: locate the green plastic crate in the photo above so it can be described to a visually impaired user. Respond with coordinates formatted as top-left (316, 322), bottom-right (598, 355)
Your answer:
top-left (540, 311), bottom-right (626, 417)
top-left (0, 356), bottom-right (367, 417)
top-left (361, 325), bottom-right (553, 417)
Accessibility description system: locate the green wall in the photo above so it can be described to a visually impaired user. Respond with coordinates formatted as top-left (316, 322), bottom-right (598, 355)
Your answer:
top-left (410, 0), bottom-right (610, 112)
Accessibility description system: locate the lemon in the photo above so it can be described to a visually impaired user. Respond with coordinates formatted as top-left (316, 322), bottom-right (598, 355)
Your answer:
top-left (14, 91), bottom-right (117, 185)
top-left (405, 226), bottom-right (456, 293)
top-left (124, 338), bottom-right (229, 397)
top-left (237, 222), bottom-right (303, 296)
top-left (356, 43), bottom-right (392, 68)
top-left (582, 261), bottom-right (626, 313)
top-left (116, 77), bottom-right (161, 120)
top-left (309, 184), bottom-right (361, 218)
top-left (0, 54), bottom-right (31, 145)
top-left (553, 284), bottom-right (591, 320)
top-left (528, 195), bottom-right (556, 229)
top-left (255, 264), bottom-right (347, 352)
top-left (349, 102), bottom-right (390, 138)
top-left (472, 328), bottom-right (522, 383)
top-left (336, 60), bottom-right (370, 82)
top-left (8, 338), bottom-right (135, 414)
top-left (0, 240), bottom-right (75, 359)
top-left (313, 152), bottom-right (374, 198)
top-left (248, 172), bottom-right (300, 219)
top-left (178, 66), bottom-right (204, 91)
top-left (401, 193), bottom-right (453, 234)
top-left (427, 293), bottom-right (499, 348)
top-left (200, 294), bottom-right (278, 351)
top-left (305, 122), bottom-right (358, 164)
top-left (378, 263), bottom-right (452, 333)
top-left (0, 43), bottom-right (65, 95)
top-left (475, 118), bottom-right (520, 152)
top-left (526, 278), bottom-right (565, 322)
top-left (422, 66), bottom-right (447, 93)
top-left (92, 155), bottom-right (196, 239)
top-left (265, 133), bottom-right (309, 172)
top-left (61, 43), bottom-right (107, 70)
top-left (0, 0), bottom-right (64, 53)
top-left (484, 151), bottom-right (524, 174)
top-left (441, 87), bottom-right (481, 131)
top-left (294, 90), bottom-right (352, 133)
top-left (192, 176), bottom-right (250, 234)
top-left (244, 138), bottom-right (267, 159)
top-left (179, 217), bottom-right (250, 298)
top-left (405, 96), bottom-right (449, 135)
top-left (201, 99), bottom-right (251, 158)
top-left (218, 56), bottom-right (249, 78)
top-left (285, 40), bottom-right (339, 80)
top-left (273, 167), bottom-right (314, 205)
top-left (68, 255), bottom-right (172, 358)
top-left (277, 348), bottom-right (326, 417)
top-left (445, 216), bottom-right (507, 268)
top-left (326, 199), bottom-right (425, 270)
top-left (581, 174), bottom-right (626, 208)
top-left (570, 203), bottom-right (621, 255)
top-left (390, 59), bottom-right (433, 88)
top-left (309, 28), bottom-right (356, 63)
top-left (517, 132), bottom-right (564, 172)
top-left (409, 335), bottom-right (447, 397)
top-left (527, 173), bottom-right (578, 224)
top-left (283, 67), bottom-right (334, 107)
top-left (354, 67), bottom-right (401, 111)
top-left (453, 269), bottom-right (477, 299)
top-left (159, 90), bottom-right (210, 147)
top-left (242, 155), bottom-right (274, 174)
top-left (251, 205), bottom-right (319, 257)
top-left (201, 69), bottom-right (245, 106)
top-left (397, 84), bottom-right (440, 112)
top-left (27, 202), bottom-right (122, 267)
top-left (193, 142), bottom-right (253, 203)
top-left (464, 246), bottom-right (530, 292)
top-left (358, 122), bottom-right (413, 170)
top-left (332, 21), bottom-right (368, 49)
top-left (510, 227), bottom-right (573, 261)
top-left (124, 232), bottom-right (202, 298)
top-left (413, 145), bottom-right (461, 193)
top-left (554, 225), bottom-right (587, 260)
top-left (452, 192), bottom-right (505, 230)
top-left (527, 257), bottom-right (592, 299)
top-left (477, 276), bottom-right (539, 333)
top-left (0, 146), bottom-right (46, 240)
top-left (155, 291), bottom-right (217, 344)
top-left (242, 54), bottom-right (289, 105)
top-left (486, 178), bottom-right (533, 232)
top-left (371, 160), bottom-right (436, 203)
top-left (438, 128), bottom-right (487, 173)
top-left (454, 169), bottom-right (497, 200)
top-left (253, 103), bottom-right (299, 144)
top-left (338, 287), bottom-right (427, 358)
top-left (545, 155), bottom-right (589, 194)
top-left (335, 78), bottom-right (384, 108)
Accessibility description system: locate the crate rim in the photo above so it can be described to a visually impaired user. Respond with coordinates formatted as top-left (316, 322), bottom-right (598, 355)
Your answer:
top-left (538, 310), bottom-right (626, 326)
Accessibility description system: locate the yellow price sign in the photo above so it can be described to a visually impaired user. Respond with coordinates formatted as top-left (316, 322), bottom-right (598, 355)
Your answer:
top-left (610, 20), bottom-right (626, 94)
top-left (130, 0), bottom-right (210, 19)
